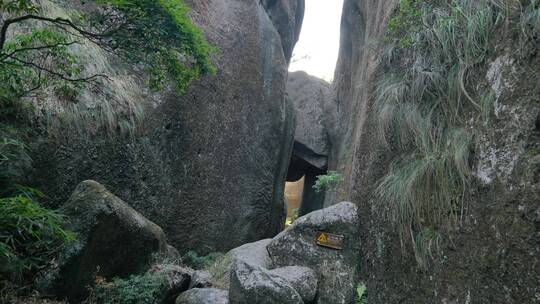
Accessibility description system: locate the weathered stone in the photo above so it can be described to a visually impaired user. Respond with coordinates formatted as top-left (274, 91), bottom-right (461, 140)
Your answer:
top-left (269, 266), bottom-right (318, 303)
top-left (51, 180), bottom-right (168, 302)
top-left (175, 288), bottom-right (229, 304)
top-left (189, 270), bottom-right (212, 289)
top-left (229, 239), bottom-right (273, 269)
top-left (267, 202), bottom-right (361, 304)
top-left (229, 260), bottom-right (304, 304)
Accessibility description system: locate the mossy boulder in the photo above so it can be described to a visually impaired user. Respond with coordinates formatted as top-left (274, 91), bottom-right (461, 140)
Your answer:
top-left (49, 180), bottom-right (168, 302)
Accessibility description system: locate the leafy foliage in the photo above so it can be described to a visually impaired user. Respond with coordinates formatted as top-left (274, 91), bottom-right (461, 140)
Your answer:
top-left (92, 272), bottom-right (166, 304)
top-left (183, 250), bottom-right (224, 270)
top-left (313, 171), bottom-right (343, 193)
top-left (376, 0), bottom-right (504, 268)
top-left (97, 0), bottom-right (217, 92)
top-left (0, 192), bottom-right (74, 280)
top-left (0, 0), bottom-right (37, 15)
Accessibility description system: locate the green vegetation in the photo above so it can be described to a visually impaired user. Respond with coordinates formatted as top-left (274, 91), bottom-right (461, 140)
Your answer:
top-left (183, 250), bottom-right (224, 270)
top-left (92, 272), bottom-right (166, 304)
top-left (356, 282), bottom-right (368, 304)
top-left (0, 192), bottom-right (74, 280)
top-left (313, 171), bottom-right (343, 193)
top-left (376, 0), bottom-right (504, 268)
top-left (97, 0), bottom-right (217, 92)
top-left (387, 0), bottom-right (424, 47)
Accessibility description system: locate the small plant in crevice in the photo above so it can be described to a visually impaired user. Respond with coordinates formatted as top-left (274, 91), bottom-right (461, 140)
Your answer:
top-left (356, 282), bottom-right (368, 304)
top-left (313, 171), bottom-right (343, 193)
top-left (376, 0), bottom-right (507, 269)
top-left (183, 250), bottom-right (224, 270)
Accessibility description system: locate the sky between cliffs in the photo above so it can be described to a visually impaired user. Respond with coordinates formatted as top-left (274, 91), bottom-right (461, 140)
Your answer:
top-left (288, 0), bottom-right (344, 81)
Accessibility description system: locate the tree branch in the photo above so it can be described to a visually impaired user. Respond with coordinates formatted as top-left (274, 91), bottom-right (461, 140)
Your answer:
top-left (10, 55), bottom-right (110, 83)
top-left (1, 14), bottom-right (109, 50)
top-left (0, 41), bottom-right (80, 62)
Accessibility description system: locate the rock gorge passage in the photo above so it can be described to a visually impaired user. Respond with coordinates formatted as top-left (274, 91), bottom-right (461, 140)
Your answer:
top-left (0, 0), bottom-right (539, 304)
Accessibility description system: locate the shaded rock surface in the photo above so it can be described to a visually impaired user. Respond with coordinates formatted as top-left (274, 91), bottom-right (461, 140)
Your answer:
top-left (176, 288), bottom-right (229, 304)
top-left (30, 0), bottom-right (304, 255)
top-left (268, 266), bottom-right (318, 303)
top-left (49, 180), bottom-right (168, 302)
top-left (267, 202), bottom-right (361, 304)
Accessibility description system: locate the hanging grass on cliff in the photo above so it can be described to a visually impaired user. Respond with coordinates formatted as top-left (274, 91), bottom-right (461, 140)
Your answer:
top-left (375, 0), bottom-right (506, 268)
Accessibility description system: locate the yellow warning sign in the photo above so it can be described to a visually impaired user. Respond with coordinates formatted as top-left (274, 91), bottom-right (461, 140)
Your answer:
top-left (315, 231), bottom-right (344, 250)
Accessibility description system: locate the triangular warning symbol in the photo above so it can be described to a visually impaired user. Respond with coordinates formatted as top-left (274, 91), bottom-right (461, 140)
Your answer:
top-left (317, 233), bottom-right (327, 243)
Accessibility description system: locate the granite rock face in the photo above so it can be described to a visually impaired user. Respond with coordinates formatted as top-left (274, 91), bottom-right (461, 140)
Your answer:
top-left (29, 0), bottom-right (304, 254)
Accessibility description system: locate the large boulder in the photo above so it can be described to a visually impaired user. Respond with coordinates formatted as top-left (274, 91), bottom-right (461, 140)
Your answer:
top-left (286, 71), bottom-right (331, 216)
top-left (267, 202), bottom-right (361, 304)
top-left (227, 239), bottom-right (318, 304)
top-left (176, 288), bottom-right (229, 304)
top-left (49, 180), bottom-right (168, 302)
top-left (286, 71), bottom-right (331, 171)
